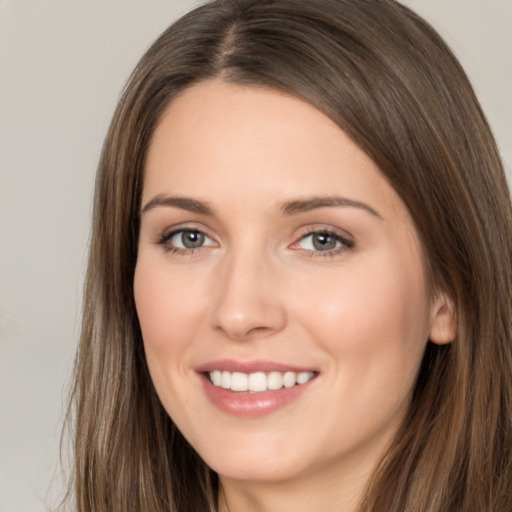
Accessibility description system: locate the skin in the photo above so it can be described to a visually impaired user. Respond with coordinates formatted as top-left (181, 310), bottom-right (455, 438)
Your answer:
top-left (134, 80), bottom-right (455, 512)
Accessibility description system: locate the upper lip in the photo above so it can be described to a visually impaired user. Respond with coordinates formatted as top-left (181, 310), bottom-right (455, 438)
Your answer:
top-left (195, 359), bottom-right (318, 374)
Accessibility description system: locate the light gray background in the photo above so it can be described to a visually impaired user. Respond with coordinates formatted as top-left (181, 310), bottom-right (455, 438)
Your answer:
top-left (1, 1), bottom-right (510, 511)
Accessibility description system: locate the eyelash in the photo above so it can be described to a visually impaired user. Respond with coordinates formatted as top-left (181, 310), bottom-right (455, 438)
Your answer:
top-left (155, 226), bottom-right (355, 257)
top-left (292, 228), bottom-right (355, 258)
top-left (155, 227), bottom-right (215, 255)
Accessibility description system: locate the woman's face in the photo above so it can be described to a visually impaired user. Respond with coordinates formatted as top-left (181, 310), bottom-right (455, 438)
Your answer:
top-left (134, 80), bottom-right (452, 488)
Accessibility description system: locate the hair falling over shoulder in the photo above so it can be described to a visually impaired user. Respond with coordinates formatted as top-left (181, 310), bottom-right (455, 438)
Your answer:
top-left (63, 1), bottom-right (512, 510)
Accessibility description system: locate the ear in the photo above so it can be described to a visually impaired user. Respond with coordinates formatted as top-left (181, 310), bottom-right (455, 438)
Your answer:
top-left (429, 291), bottom-right (457, 345)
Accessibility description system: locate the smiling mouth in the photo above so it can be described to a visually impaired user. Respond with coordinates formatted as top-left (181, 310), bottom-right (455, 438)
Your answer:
top-left (207, 370), bottom-right (316, 393)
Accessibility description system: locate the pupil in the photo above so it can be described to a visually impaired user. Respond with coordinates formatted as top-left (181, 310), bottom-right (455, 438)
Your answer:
top-left (182, 230), bottom-right (204, 248)
top-left (313, 233), bottom-right (336, 251)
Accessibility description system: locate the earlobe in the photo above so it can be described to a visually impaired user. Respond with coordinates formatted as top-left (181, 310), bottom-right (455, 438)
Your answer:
top-left (429, 292), bottom-right (457, 345)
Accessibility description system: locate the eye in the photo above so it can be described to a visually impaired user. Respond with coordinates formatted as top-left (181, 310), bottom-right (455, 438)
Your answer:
top-left (158, 228), bottom-right (216, 252)
top-left (293, 229), bottom-right (354, 254)
top-left (171, 230), bottom-right (208, 249)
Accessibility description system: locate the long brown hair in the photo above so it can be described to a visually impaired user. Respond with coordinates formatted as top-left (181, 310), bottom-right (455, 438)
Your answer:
top-left (67, 0), bottom-right (512, 510)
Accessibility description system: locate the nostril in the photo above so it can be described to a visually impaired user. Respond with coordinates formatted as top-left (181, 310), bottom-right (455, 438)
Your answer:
top-left (247, 326), bottom-right (273, 336)
top-left (213, 323), bottom-right (271, 341)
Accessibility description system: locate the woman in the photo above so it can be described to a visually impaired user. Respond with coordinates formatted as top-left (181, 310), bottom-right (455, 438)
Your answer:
top-left (68, 0), bottom-right (512, 510)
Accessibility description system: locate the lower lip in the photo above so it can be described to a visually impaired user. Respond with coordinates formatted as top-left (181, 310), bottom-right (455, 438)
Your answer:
top-left (199, 374), bottom-right (315, 418)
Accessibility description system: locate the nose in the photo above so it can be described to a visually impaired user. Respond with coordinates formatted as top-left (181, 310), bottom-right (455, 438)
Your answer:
top-left (209, 250), bottom-right (287, 341)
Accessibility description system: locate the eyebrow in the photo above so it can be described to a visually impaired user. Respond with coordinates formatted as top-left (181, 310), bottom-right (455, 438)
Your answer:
top-left (281, 196), bottom-right (382, 219)
top-left (140, 194), bottom-right (382, 219)
top-left (141, 195), bottom-right (215, 216)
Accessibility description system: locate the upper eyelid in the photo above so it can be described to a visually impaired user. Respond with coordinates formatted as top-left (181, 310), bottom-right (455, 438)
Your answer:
top-left (298, 230), bottom-right (349, 242)
top-left (293, 232), bottom-right (352, 248)
top-left (292, 224), bottom-right (354, 242)
top-left (166, 227), bottom-right (213, 240)
top-left (158, 222), bottom-right (216, 239)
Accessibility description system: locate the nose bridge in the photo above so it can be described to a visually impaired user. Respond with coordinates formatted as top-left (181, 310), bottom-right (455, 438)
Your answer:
top-left (209, 241), bottom-right (286, 340)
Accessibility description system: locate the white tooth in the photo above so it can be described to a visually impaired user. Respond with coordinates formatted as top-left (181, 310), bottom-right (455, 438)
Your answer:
top-left (267, 371), bottom-right (284, 390)
top-left (221, 371), bottom-right (231, 389)
top-left (211, 370), bottom-right (222, 386)
top-left (248, 372), bottom-right (267, 392)
top-left (283, 371), bottom-right (296, 388)
top-left (297, 371), bottom-right (314, 384)
top-left (230, 372), bottom-right (248, 391)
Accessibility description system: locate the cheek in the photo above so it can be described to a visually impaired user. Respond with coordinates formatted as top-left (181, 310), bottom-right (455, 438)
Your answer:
top-left (133, 259), bottom-right (210, 387)
top-left (133, 259), bottom-right (212, 430)
top-left (308, 264), bottom-right (430, 445)
top-left (295, 255), bottom-right (431, 388)
top-left (135, 259), bottom-right (205, 341)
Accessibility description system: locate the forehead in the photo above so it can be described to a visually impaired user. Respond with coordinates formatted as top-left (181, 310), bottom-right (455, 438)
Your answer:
top-left (143, 79), bottom-right (403, 220)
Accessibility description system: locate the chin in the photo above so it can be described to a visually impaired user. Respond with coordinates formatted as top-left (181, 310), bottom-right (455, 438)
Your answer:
top-left (188, 429), bottom-right (309, 483)
top-left (208, 456), bottom-right (304, 483)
